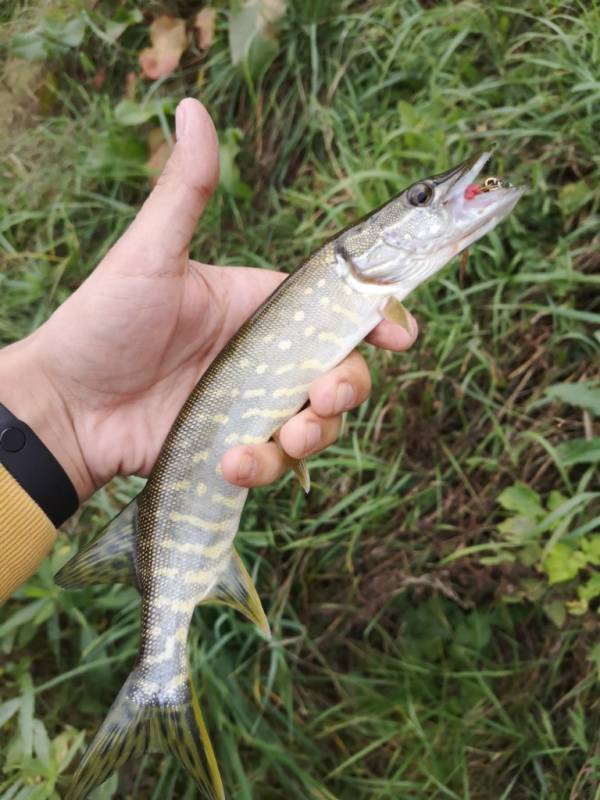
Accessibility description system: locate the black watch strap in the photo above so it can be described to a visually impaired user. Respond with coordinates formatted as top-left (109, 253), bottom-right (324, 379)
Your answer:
top-left (0, 402), bottom-right (79, 527)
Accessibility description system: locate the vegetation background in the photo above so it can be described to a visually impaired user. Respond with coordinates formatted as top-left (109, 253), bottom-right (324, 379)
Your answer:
top-left (1, 1), bottom-right (599, 798)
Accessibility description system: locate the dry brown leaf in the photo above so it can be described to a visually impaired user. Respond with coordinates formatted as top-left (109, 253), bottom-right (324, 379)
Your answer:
top-left (139, 16), bottom-right (187, 80)
top-left (146, 128), bottom-right (173, 188)
top-left (92, 66), bottom-right (107, 90)
top-left (194, 8), bottom-right (216, 50)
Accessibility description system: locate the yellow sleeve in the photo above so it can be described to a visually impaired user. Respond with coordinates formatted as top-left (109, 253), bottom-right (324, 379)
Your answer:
top-left (0, 464), bottom-right (56, 604)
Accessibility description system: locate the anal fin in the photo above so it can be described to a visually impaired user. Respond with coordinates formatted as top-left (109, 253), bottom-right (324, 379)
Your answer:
top-left (55, 498), bottom-right (139, 590)
top-left (202, 549), bottom-right (271, 638)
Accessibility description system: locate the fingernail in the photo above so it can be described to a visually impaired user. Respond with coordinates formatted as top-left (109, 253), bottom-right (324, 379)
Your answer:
top-left (335, 381), bottom-right (355, 412)
top-left (236, 452), bottom-right (256, 481)
top-left (175, 102), bottom-right (187, 140)
top-left (304, 422), bottom-right (321, 452)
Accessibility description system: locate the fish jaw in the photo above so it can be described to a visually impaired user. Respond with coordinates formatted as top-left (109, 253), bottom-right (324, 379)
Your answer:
top-left (441, 151), bottom-right (525, 255)
top-left (333, 150), bottom-right (524, 296)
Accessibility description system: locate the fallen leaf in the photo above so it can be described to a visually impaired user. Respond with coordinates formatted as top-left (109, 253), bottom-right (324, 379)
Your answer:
top-left (146, 128), bottom-right (173, 188)
top-left (194, 8), bottom-right (216, 50)
top-left (139, 16), bottom-right (187, 80)
top-left (92, 66), bottom-right (107, 90)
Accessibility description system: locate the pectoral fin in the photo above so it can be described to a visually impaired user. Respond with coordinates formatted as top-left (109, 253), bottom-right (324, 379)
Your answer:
top-left (55, 499), bottom-right (139, 590)
top-left (383, 297), bottom-right (412, 331)
top-left (202, 549), bottom-right (271, 639)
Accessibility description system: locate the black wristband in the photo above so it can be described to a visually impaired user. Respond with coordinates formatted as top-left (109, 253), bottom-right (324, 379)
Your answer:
top-left (0, 402), bottom-right (79, 527)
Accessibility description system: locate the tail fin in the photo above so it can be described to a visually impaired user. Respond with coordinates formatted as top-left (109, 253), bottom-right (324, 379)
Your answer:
top-left (65, 668), bottom-right (224, 800)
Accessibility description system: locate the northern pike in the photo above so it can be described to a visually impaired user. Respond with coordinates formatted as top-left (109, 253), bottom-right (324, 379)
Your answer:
top-left (56, 151), bottom-right (523, 798)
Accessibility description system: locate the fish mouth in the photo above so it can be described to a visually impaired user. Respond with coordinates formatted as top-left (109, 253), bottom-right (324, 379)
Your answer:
top-left (436, 151), bottom-right (525, 241)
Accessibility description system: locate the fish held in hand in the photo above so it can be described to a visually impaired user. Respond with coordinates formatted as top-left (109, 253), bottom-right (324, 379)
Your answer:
top-left (56, 151), bottom-right (523, 798)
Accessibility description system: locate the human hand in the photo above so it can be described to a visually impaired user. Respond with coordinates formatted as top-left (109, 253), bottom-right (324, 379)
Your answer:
top-left (0, 99), bottom-right (417, 504)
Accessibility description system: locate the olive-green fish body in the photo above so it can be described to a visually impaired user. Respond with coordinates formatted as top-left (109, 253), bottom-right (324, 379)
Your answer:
top-left (56, 151), bottom-right (524, 799)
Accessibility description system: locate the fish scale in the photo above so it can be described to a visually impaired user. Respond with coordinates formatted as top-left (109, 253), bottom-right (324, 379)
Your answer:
top-left (55, 151), bottom-right (523, 799)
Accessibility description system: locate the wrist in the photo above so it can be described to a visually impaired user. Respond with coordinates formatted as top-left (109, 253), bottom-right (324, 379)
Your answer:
top-left (0, 335), bottom-right (93, 504)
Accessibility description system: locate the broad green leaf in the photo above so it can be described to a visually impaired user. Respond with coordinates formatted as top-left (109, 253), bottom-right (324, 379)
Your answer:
top-left (580, 535), bottom-right (600, 564)
top-left (114, 98), bottom-right (173, 126)
top-left (558, 437), bottom-right (600, 465)
top-left (497, 482), bottom-right (544, 519)
top-left (543, 600), bottom-right (566, 628)
top-left (545, 382), bottom-right (600, 416)
top-left (103, 8), bottom-right (143, 42)
top-left (588, 643), bottom-right (600, 680)
top-left (32, 719), bottom-right (50, 768)
top-left (578, 573), bottom-right (600, 602)
top-left (0, 698), bottom-right (21, 728)
top-left (0, 599), bottom-right (46, 638)
top-left (542, 542), bottom-right (587, 584)
top-left (10, 14), bottom-right (86, 61)
top-left (219, 128), bottom-right (251, 199)
top-left (229, 0), bottom-right (286, 77)
top-left (18, 679), bottom-right (34, 760)
top-left (497, 514), bottom-right (538, 542)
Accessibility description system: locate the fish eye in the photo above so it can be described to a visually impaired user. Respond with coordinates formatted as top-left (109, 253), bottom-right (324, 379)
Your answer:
top-left (407, 182), bottom-right (434, 207)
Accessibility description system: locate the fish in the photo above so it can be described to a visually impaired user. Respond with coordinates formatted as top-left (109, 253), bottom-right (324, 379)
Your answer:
top-left (55, 151), bottom-right (523, 798)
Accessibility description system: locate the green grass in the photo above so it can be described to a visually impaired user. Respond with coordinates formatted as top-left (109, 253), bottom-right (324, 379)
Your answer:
top-left (1, 1), bottom-right (599, 798)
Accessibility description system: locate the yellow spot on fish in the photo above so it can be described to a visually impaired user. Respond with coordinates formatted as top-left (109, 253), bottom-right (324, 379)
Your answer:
top-left (303, 287), bottom-right (313, 295)
top-left (242, 406), bottom-right (298, 420)
top-left (343, 285), bottom-right (352, 296)
top-left (169, 511), bottom-right (235, 533)
top-left (304, 325), bottom-right (315, 336)
top-left (224, 432), bottom-right (240, 445)
top-left (275, 362), bottom-right (296, 375)
top-left (278, 340), bottom-right (292, 351)
top-left (164, 674), bottom-right (187, 693)
top-left (319, 331), bottom-right (345, 345)
top-left (244, 388), bottom-right (266, 398)
top-left (197, 413), bottom-right (207, 422)
top-left (320, 296), bottom-right (330, 306)
top-left (138, 679), bottom-right (160, 694)
top-left (146, 627), bottom-right (187, 663)
top-left (212, 492), bottom-right (244, 509)
top-left (299, 358), bottom-right (327, 371)
top-left (332, 303), bottom-right (360, 323)
top-left (149, 625), bottom-right (164, 636)
top-left (256, 363), bottom-right (268, 374)
top-left (173, 480), bottom-right (191, 491)
top-left (239, 358), bottom-right (251, 368)
top-left (241, 434), bottom-right (264, 444)
top-left (196, 482), bottom-right (207, 496)
top-left (263, 334), bottom-right (274, 343)
top-left (317, 279), bottom-right (326, 288)
top-left (154, 596), bottom-right (196, 613)
top-left (160, 539), bottom-right (230, 560)
top-left (192, 451), bottom-right (209, 463)
top-left (293, 310), bottom-right (305, 321)
top-left (183, 568), bottom-right (212, 585)
top-left (231, 388), bottom-right (240, 398)
top-left (213, 414), bottom-right (229, 425)
top-left (155, 567), bottom-right (178, 579)
top-left (273, 382), bottom-right (310, 398)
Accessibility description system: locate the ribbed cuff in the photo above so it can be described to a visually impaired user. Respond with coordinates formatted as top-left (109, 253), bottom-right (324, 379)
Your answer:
top-left (0, 464), bottom-right (56, 604)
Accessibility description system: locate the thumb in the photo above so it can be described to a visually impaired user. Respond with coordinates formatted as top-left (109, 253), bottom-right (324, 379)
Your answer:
top-left (116, 98), bottom-right (220, 273)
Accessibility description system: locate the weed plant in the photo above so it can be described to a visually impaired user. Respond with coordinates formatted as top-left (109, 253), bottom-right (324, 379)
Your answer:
top-left (0, 1), bottom-right (599, 798)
